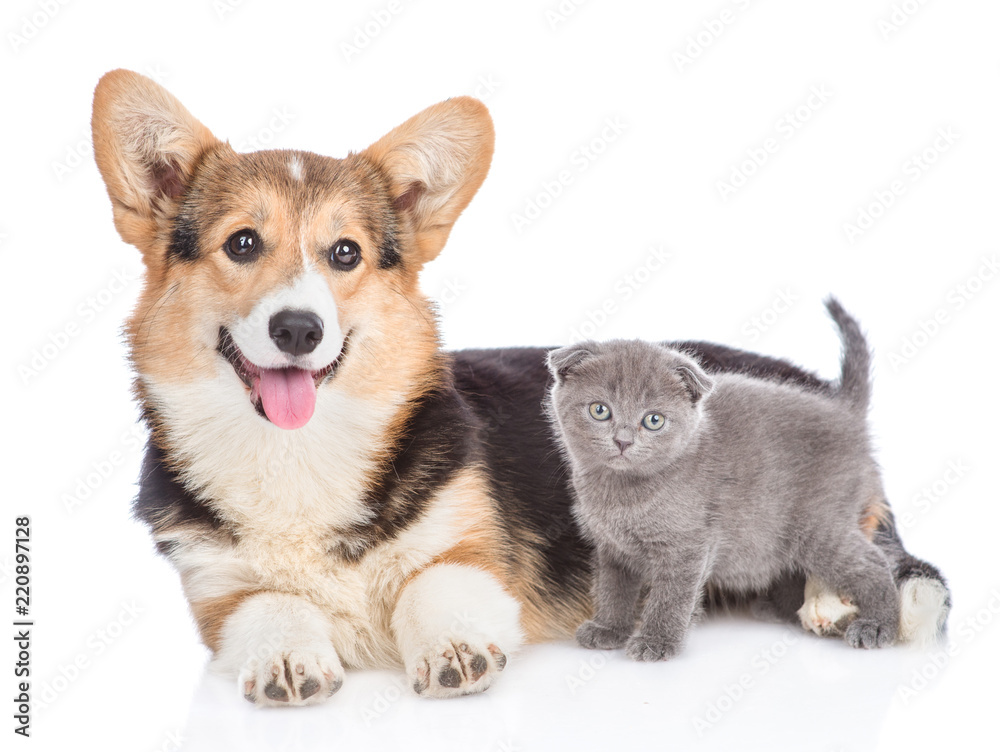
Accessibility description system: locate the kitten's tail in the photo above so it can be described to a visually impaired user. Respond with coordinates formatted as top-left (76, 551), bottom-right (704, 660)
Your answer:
top-left (826, 296), bottom-right (871, 412)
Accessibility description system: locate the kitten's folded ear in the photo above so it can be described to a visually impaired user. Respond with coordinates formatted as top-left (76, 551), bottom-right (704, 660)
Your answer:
top-left (676, 361), bottom-right (714, 405)
top-left (547, 344), bottom-right (597, 384)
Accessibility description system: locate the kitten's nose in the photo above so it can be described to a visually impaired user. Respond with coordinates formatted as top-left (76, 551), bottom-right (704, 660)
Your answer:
top-left (615, 438), bottom-right (633, 454)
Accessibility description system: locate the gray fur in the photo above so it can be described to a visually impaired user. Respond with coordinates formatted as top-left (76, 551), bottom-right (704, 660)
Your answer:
top-left (546, 298), bottom-right (899, 660)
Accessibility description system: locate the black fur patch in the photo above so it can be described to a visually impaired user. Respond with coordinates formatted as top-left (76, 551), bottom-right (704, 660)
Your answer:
top-left (672, 340), bottom-right (831, 393)
top-left (134, 431), bottom-right (229, 555)
top-left (336, 375), bottom-right (477, 559)
top-left (167, 214), bottom-right (200, 263)
top-left (378, 226), bottom-right (402, 269)
top-left (452, 348), bottom-right (595, 605)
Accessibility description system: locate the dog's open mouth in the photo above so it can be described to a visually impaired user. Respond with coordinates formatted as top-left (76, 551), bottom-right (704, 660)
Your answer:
top-left (217, 327), bottom-right (348, 430)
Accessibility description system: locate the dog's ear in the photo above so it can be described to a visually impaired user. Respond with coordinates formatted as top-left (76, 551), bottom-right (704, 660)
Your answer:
top-left (91, 69), bottom-right (222, 251)
top-left (360, 97), bottom-right (495, 266)
top-left (547, 344), bottom-right (597, 384)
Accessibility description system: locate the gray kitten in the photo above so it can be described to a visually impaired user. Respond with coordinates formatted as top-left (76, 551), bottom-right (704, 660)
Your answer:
top-left (546, 299), bottom-right (898, 661)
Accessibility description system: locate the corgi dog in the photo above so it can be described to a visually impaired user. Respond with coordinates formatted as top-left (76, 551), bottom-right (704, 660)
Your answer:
top-left (91, 70), bottom-right (950, 706)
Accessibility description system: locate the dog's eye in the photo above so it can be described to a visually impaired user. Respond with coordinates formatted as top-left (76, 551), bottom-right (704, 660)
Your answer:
top-left (589, 403), bottom-right (611, 421)
top-left (642, 412), bottom-right (666, 431)
top-left (329, 239), bottom-right (361, 270)
top-left (225, 229), bottom-right (260, 261)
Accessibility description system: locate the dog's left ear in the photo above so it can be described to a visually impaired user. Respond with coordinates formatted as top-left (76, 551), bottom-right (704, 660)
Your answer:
top-left (361, 97), bottom-right (494, 265)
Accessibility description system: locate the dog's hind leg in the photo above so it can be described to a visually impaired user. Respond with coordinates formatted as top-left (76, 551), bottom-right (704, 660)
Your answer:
top-left (871, 511), bottom-right (951, 646)
top-left (795, 509), bottom-right (950, 645)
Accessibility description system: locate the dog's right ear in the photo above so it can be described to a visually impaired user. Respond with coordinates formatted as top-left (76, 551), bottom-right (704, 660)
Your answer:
top-left (547, 344), bottom-right (597, 384)
top-left (91, 69), bottom-right (222, 252)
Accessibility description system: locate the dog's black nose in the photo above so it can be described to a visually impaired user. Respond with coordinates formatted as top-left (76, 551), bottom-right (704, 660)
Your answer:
top-left (269, 310), bottom-right (324, 356)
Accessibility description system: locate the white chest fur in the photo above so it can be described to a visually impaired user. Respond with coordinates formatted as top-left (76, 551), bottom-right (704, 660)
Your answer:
top-left (146, 371), bottom-right (474, 666)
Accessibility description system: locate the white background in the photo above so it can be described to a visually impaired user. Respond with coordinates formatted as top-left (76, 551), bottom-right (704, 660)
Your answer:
top-left (3, 0), bottom-right (998, 750)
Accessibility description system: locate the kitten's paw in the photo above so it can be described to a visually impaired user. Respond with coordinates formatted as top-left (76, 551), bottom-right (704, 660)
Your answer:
top-left (576, 620), bottom-right (630, 650)
top-left (797, 581), bottom-right (858, 637)
top-left (625, 633), bottom-right (678, 662)
top-left (408, 639), bottom-right (507, 698)
top-left (845, 618), bottom-right (896, 649)
top-left (239, 645), bottom-right (344, 707)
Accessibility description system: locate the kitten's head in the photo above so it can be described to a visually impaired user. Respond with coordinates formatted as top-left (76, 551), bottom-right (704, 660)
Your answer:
top-left (546, 340), bottom-right (714, 474)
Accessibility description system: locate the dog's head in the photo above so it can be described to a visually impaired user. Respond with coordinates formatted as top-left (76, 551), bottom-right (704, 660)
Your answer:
top-left (92, 70), bottom-right (493, 430)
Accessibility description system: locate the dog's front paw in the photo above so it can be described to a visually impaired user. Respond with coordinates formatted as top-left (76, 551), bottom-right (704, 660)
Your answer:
top-left (625, 633), bottom-right (678, 662)
top-left (845, 618), bottom-right (896, 649)
top-left (576, 620), bottom-right (630, 650)
top-left (239, 644), bottom-right (344, 707)
top-left (797, 581), bottom-right (858, 637)
top-left (408, 639), bottom-right (507, 698)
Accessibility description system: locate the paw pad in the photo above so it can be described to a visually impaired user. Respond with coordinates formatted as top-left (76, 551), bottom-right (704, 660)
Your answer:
top-left (410, 639), bottom-right (507, 698)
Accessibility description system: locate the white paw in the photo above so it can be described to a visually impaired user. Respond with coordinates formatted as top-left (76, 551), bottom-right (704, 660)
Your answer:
top-left (239, 644), bottom-right (344, 707)
top-left (408, 637), bottom-right (507, 698)
top-left (797, 576), bottom-right (859, 637)
top-left (898, 577), bottom-right (950, 647)
top-left (214, 592), bottom-right (346, 707)
top-left (393, 564), bottom-right (523, 698)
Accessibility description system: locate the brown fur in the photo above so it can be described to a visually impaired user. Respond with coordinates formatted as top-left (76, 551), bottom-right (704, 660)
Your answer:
top-left (190, 590), bottom-right (258, 652)
top-left (861, 496), bottom-right (892, 541)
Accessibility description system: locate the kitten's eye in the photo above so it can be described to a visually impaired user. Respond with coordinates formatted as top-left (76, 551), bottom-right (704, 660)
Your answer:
top-left (329, 239), bottom-right (361, 270)
top-left (225, 229), bottom-right (260, 261)
top-left (642, 412), bottom-right (666, 431)
top-left (589, 403), bottom-right (611, 421)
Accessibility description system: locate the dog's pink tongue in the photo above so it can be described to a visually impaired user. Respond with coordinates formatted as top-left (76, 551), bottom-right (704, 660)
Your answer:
top-left (258, 368), bottom-right (316, 430)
